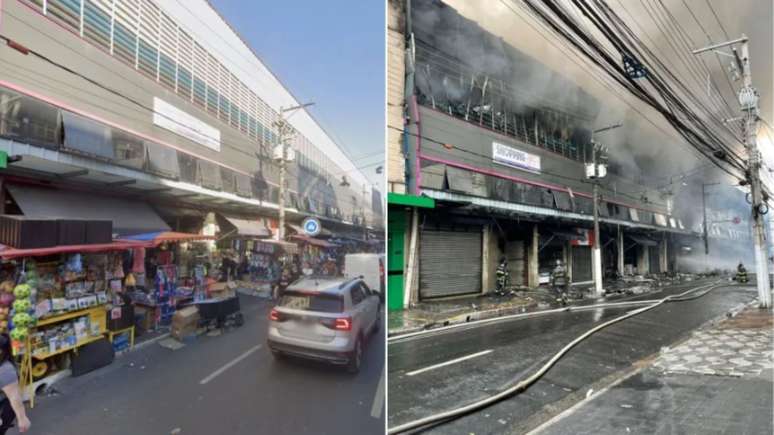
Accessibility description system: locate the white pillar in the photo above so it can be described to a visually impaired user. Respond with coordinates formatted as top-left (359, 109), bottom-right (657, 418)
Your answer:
top-left (617, 227), bottom-right (625, 277)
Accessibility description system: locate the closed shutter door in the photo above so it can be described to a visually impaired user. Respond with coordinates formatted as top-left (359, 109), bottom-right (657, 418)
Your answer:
top-left (420, 229), bottom-right (482, 298)
top-left (572, 246), bottom-right (592, 282)
top-left (506, 240), bottom-right (527, 286)
top-left (649, 246), bottom-right (660, 273)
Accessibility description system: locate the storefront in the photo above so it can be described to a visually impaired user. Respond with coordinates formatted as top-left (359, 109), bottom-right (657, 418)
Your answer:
top-left (419, 227), bottom-right (483, 298)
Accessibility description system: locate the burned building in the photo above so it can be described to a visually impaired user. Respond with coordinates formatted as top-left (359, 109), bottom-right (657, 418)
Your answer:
top-left (388, 0), bottom-right (706, 309)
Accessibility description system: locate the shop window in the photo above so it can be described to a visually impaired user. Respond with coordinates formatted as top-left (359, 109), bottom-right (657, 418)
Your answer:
top-left (113, 130), bottom-right (146, 169)
top-left (197, 159), bottom-right (223, 190)
top-left (61, 111), bottom-right (115, 160)
top-left (0, 88), bottom-right (61, 148)
top-left (235, 172), bottom-right (252, 198)
top-left (220, 167), bottom-right (236, 194)
top-left (178, 153), bottom-right (198, 184)
top-left (145, 141), bottom-right (179, 179)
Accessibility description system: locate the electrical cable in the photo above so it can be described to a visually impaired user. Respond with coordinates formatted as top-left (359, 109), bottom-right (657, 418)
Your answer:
top-left (388, 280), bottom-right (724, 434)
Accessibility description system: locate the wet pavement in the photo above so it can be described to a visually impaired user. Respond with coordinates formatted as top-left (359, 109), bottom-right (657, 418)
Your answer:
top-left (387, 275), bottom-right (701, 336)
top-left (26, 294), bottom-right (385, 435)
top-left (387, 280), bottom-right (758, 434)
top-left (535, 305), bottom-right (773, 435)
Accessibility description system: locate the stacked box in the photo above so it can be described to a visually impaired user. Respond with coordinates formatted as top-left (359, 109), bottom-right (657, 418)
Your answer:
top-left (171, 306), bottom-right (199, 340)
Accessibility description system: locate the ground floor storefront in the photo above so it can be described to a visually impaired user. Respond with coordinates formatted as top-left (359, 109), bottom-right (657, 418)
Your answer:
top-left (389, 190), bottom-right (697, 310)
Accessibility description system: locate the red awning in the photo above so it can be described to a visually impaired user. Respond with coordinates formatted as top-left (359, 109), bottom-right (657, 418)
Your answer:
top-left (0, 240), bottom-right (148, 260)
top-left (145, 232), bottom-right (215, 247)
top-left (289, 235), bottom-right (337, 248)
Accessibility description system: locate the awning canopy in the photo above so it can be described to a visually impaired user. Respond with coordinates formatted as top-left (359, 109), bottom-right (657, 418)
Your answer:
top-left (7, 185), bottom-right (170, 236)
top-left (289, 234), bottom-right (337, 248)
top-left (121, 231), bottom-right (215, 247)
top-left (628, 235), bottom-right (658, 246)
top-left (0, 240), bottom-right (146, 260)
top-left (219, 215), bottom-right (271, 238)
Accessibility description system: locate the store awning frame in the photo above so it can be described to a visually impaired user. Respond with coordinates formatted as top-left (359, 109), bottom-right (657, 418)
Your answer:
top-left (289, 234), bottom-right (338, 248)
top-left (256, 239), bottom-right (299, 255)
top-left (628, 235), bottom-right (658, 246)
top-left (121, 231), bottom-right (215, 247)
top-left (218, 214), bottom-right (272, 238)
top-left (0, 240), bottom-right (147, 260)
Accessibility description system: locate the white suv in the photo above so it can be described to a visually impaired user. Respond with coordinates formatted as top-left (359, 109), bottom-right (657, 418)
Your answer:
top-left (267, 277), bottom-right (381, 373)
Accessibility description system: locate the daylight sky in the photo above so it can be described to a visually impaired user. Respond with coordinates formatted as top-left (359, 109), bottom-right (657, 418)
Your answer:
top-left (209, 0), bottom-right (385, 193)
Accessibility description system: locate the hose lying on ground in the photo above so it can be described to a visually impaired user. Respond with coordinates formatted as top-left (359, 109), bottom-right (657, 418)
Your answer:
top-left (389, 280), bottom-right (720, 343)
top-left (388, 281), bottom-right (723, 434)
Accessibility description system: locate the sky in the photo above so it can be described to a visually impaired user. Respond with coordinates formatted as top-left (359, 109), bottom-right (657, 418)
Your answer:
top-left (208, 0), bottom-right (385, 193)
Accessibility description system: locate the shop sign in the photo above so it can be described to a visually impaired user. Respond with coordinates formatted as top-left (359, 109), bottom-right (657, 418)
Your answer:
top-left (302, 217), bottom-right (321, 236)
top-left (152, 97), bottom-right (221, 151)
top-left (492, 141), bottom-right (541, 173)
top-left (570, 228), bottom-right (592, 246)
top-left (254, 241), bottom-right (276, 254)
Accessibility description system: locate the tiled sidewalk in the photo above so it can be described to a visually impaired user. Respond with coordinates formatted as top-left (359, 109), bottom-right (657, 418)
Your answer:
top-left (653, 305), bottom-right (773, 377)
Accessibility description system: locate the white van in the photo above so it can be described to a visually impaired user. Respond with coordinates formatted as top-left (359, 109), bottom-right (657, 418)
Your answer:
top-left (343, 253), bottom-right (385, 300)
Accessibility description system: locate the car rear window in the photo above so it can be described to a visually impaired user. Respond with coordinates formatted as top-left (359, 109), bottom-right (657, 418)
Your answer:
top-left (279, 291), bottom-right (343, 313)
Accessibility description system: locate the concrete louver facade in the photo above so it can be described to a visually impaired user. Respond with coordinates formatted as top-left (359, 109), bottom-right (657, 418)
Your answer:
top-left (0, 0), bottom-right (382, 231)
top-left (387, 0), bottom-right (707, 309)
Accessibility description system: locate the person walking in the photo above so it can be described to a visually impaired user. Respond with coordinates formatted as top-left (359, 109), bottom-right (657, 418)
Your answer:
top-left (0, 334), bottom-right (30, 433)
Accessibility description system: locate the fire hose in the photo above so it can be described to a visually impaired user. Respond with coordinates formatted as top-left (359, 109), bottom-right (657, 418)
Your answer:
top-left (388, 281), bottom-right (724, 434)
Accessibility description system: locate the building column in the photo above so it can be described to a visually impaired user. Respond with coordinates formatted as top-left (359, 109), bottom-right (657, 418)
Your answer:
top-left (481, 225), bottom-right (499, 293)
top-left (637, 244), bottom-right (649, 275)
top-left (527, 224), bottom-right (539, 288)
top-left (566, 240), bottom-right (574, 283)
top-left (404, 208), bottom-right (420, 307)
top-left (617, 226), bottom-right (624, 277)
top-left (660, 235), bottom-right (669, 273)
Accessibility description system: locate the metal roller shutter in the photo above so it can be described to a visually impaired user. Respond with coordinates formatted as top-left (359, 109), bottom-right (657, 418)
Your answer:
top-left (506, 240), bottom-right (527, 286)
top-left (572, 246), bottom-right (592, 282)
top-left (649, 246), bottom-right (660, 273)
top-left (420, 229), bottom-right (482, 298)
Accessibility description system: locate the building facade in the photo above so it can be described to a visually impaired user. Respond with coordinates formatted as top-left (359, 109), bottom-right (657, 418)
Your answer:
top-left (0, 0), bottom-right (382, 238)
top-left (386, 0), bottom-right (739, 310)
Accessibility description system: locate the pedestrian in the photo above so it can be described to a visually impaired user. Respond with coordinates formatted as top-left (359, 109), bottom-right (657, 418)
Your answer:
top-left (0, 334), bottom-right (30, 433)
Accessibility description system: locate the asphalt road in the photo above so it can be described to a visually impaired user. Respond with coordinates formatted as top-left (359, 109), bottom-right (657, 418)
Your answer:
top-left (24, 294), bottom-right (385, 435)
top-left (388, 279), bottom-right (757, 434)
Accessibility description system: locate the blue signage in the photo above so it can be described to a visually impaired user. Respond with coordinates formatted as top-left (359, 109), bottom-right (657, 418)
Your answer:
top-left (302, 217), bottom-right (321, 237)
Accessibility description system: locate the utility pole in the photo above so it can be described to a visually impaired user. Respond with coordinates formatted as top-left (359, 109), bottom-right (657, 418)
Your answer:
top-left (591, 144), bottom-right (603, 297)
top-left (695, 36), bottom-right (771, 307)
top-left (274, 103), bottom-right (314, 241)
top-left (589, 123), bottom-right (620, 297)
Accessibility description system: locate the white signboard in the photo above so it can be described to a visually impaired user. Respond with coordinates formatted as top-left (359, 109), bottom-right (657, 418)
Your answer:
top-left (492, 142), bottom-right (541, 173)
top-left (153, 97), bottom-right (221, 152)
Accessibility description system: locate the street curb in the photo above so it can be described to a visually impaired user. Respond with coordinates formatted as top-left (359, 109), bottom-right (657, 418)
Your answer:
top-left (387, 280), bottom-right (731, 339)
top-left (116, 332), bottom-right (171, 357)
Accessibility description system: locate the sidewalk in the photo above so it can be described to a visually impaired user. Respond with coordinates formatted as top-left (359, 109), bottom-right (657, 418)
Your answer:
top-left (532, 303), bottom-right (773, 435)
top-left (388, 276), bottom-right (691, 336)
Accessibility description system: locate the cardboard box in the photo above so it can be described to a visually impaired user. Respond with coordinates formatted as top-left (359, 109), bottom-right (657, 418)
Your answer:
top-left (171, 323), bottom-right (198, 340)
top-left (209, 282), bottom-right (236, 300)
top-left (171, 306), bottom-right (199, 330)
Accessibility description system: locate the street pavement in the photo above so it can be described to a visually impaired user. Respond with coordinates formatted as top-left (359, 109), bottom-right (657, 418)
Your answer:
top-left (535, 305), bottom-right (773, 435)
top-left (388, 279), bottom-right (758, 434)
top-left (23, 294), bottom-right (385, 435)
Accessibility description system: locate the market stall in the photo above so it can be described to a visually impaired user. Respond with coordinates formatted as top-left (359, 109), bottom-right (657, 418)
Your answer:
top-left (0, 240), bottom-right (147, 407)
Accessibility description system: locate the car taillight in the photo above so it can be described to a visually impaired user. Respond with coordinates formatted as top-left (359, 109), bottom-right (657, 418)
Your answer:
top-left (335, 317), bottom-right (352, 331)
top-left (269, 308), bottom-right (282, 322)
top-left (379, 262), bottom-right (385, 279)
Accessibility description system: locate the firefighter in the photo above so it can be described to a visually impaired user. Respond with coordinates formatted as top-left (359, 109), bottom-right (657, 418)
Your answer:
top-left (495, 257), bottom-right (509, 295)
top-left (551, 259), bottom-right (569, 305)
top-left (736, 262), bottom-right (748, 283)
